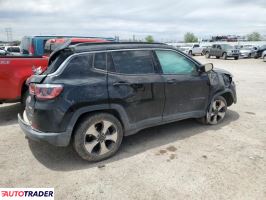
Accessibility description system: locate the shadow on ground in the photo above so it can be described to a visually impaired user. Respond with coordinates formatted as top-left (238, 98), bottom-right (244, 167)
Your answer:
top-left (0, 103), bottom-right (23, 126)
top-left (28, 110), bottom-right (240, 171)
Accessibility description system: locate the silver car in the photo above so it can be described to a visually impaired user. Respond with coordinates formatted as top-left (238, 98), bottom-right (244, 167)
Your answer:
top-left (239, 46), bottom-right (258, 58)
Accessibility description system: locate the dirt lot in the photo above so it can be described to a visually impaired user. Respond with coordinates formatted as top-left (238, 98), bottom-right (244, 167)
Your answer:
top-left (0, 57), bottom-right (266, 200)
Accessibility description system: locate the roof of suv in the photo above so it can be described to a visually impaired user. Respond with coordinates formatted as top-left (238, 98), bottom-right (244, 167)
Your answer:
top-left (68, 42), bottom-right (176, 53)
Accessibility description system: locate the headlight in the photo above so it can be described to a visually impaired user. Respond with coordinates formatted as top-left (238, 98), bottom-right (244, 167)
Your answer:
top-left (223, 74), bottom-right (232, 87)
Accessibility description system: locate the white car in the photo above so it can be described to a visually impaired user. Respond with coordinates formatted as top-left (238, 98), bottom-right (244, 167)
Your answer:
top-left (3, 46), bottom-right (21, 56)
top-left (180, 44), bottom-right (204, 56)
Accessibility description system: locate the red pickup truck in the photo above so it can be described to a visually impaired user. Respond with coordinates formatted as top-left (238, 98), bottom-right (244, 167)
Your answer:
top-left (0, 37), bottom-right (110, 104)
top-left (0, 56), bottom-right (48, 104)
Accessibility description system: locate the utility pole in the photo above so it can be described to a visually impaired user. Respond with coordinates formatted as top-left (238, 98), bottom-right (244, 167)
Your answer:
top-left (5, 28), bottom-right (12, 42)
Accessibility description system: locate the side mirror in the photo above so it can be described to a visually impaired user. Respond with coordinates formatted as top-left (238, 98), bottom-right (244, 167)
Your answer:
top-left (203, 63), bottom-right (213, 72)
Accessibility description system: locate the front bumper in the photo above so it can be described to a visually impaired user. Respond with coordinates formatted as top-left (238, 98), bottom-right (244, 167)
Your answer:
top-left (18, 113), bottom-right (71, 146)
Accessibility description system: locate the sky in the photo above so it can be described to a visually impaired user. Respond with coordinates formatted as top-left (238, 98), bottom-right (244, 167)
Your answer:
top-left (0, 0), bottom-right (265, 41)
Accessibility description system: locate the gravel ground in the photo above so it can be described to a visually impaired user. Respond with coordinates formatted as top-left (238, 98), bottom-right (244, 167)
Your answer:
top-left (0, 57), bottom-right (266, 200)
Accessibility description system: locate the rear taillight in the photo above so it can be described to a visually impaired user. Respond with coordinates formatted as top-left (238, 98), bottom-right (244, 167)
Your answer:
top-left (29, 84), bottom-right (63, 100)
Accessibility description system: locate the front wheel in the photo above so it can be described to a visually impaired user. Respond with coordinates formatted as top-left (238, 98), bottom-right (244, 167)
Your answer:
top-left (197, 96), bottom-right (227, 125)
top-left (73, 113), bottom-right (123, 162)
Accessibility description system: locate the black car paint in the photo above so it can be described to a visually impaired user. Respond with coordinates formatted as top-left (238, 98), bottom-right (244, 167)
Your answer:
top-left (19, 43), bottom-right (237, 146)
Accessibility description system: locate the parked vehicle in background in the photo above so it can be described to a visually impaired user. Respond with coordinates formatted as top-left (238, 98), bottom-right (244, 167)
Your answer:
top-left (205, 44), bottom-right (240, 60)
top-left (254, 45), bottom-right (266, 59)
top-left (0, 49), bottom-right (7, 55)
top-left (3, 46), bottom-right (21, 56)
top-left (239, 45), bottom-right (258, 58)
top-left (18, 42), bottom-right (237, 162)
top-left (181, 44), bottom-right (204, 56)
top-left (20, 36), bottom-right (115, 56)
top-left (202, 45), bottom-right (212, 55)
top-left (44, 37), bottom-right (108, 55)
top-left (262, 50), bottom-right (266, 62)
top-left (0, 36), bottom-right (111, 105)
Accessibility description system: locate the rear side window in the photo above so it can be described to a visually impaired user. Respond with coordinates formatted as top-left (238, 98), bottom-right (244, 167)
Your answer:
top-left (60, 54), bottom-right (93, 78)
top-left (111, 50), bottom-right (155, 74)
top-left (93, 52), bottom-right (107, 71)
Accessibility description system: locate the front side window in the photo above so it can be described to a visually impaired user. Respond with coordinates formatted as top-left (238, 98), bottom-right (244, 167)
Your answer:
top-left (155, 50), bottom-right (197, 75)
top-left (111, 50), bottom-right (155, 74)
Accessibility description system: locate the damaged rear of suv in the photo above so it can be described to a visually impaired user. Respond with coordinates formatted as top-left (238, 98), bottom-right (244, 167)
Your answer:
top-left (18, 42), bottom-right (237, 161)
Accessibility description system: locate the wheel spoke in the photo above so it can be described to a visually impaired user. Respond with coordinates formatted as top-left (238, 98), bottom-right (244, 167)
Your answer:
top-left (218, 101), bottom-right (225, 111)
top-left (99, 142), bottom-right (109, 155)
top-left (85, 140), bottom-right (99, 154)
top-left (212, 101), bottom-right (218, 110)
top-left (105, 131), bottom-right (118, 142)
top-left (102, 120), bottom-right (113, 134)
top-left (86, 125), bottom-right (99, 138)
top-left (218, 111), bottom-right (225, 119)
top-left (212, 115), bottom-right (218, 124)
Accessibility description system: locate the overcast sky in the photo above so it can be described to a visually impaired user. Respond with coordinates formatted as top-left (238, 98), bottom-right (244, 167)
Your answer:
top-left (0, 0), bottom-right (265, 41)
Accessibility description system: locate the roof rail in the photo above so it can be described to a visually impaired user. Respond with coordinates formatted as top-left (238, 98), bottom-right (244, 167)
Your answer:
top-left (73, 41), bottom-right (167, 47)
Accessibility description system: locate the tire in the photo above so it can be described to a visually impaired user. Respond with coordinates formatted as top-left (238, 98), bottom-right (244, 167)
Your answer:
top-left (234, 56), bottom-right (239, 60)
top-left (197, 96), bottom-right (227, 125)
top-left (248, 53), bottom-right (251, 58)
top-left (263, 56), bottom-right (266, 62)
top-left (222, 53), bottom-right (227, 60)
top-left (188, 51), bottom-right (192, 56)
top-left (73, 113), bottom-right (123, 162)
top-left (216, 56), bottom-right (220, 59)
top-left (205, 52), bottom-right (210, 58)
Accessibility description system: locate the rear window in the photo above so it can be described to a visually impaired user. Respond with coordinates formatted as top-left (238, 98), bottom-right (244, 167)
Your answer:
top-left (7, 47), bottom-right (20, 53)
top-left (44, 51), bottom-right (73, 74)
top-left (59, 54), bottom-right (93, 78)
top-left (111, 50), bottom-right (155, 74)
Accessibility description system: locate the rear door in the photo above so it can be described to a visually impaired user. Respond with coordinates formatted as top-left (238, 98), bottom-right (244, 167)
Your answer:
top-left (107, 50), bottom-right (165, 128)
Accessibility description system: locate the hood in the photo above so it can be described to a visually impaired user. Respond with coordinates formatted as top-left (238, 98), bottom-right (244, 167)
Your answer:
top-left (213, 68), bottom-right (233, 77)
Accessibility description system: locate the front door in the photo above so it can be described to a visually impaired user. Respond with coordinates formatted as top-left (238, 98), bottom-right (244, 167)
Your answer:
top-left (155, 50), bottom-right (210, 121)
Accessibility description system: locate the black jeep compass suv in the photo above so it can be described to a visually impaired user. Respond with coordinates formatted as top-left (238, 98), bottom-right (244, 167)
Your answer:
top-left (18, 42), bottom-right (237, 161)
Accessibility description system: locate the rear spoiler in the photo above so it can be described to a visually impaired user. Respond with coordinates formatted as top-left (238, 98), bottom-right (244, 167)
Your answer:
top-left (48, 39), bottom-right (73, 65)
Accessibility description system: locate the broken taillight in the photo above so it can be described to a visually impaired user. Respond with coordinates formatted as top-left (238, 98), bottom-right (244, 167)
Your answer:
top-left (29, 84), bottom-right (63, 100)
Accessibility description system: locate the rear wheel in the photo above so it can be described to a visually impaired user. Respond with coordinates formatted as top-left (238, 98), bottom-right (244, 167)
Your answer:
top-left (205, 52), bottom-right (210, 58)
top-left (197, 96), bottom-right (227, 125)
top-left (222, 53), bottom-right (227, 60)
top-left (263, 55), bottom-right (266, 62)
top-left (73, 113), bottom-right (123, 162)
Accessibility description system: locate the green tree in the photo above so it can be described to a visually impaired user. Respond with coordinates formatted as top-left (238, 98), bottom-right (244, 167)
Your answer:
top-left (184, 32), bottom-right (198, 43)
top-left (145, 35), bottom-right (154, 43)
top-left (247, 32), bottom-right (262, 41)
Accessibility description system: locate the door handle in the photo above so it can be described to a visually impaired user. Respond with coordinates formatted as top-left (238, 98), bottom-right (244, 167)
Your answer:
top-left (113, 81), bottom-right (130, 86)
top-left (167, 79), bottom-right (177, 84)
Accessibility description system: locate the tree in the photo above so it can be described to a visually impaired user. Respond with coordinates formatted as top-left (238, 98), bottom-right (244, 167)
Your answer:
top-left (184, 32), bottom-right (198, 43)
top-left (247, 32), bottom-right (262, 41)
top-left (145, 35), bottom-right (154, 43)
